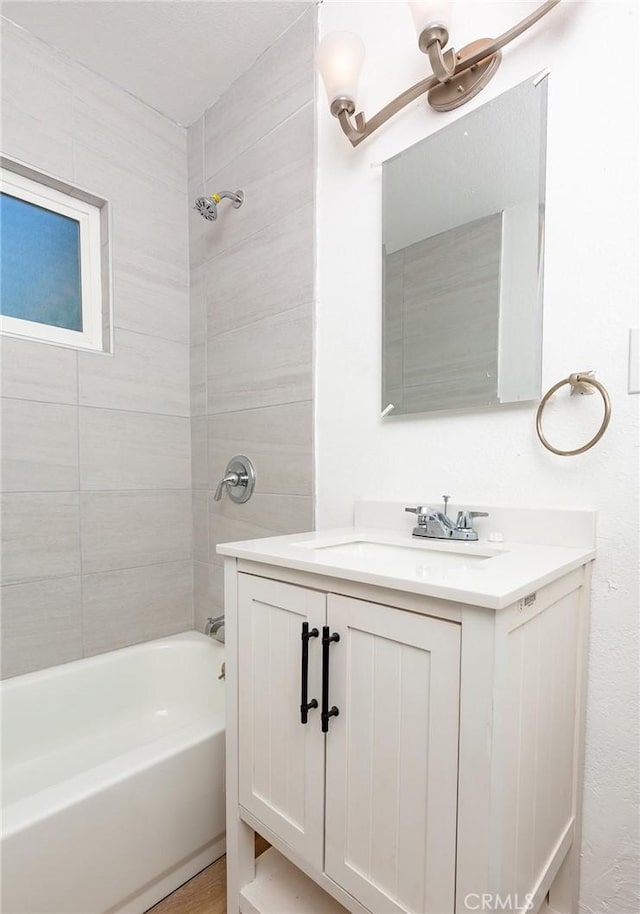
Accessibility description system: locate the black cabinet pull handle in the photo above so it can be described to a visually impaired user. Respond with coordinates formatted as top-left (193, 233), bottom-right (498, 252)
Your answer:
top-left (300, 622), bottom-right (319, 724)
top-left (321, 625), bottom-right (340, 733)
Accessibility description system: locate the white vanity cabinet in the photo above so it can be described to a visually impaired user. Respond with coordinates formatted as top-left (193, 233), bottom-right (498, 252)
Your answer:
top-left (323, 593), bottom-right (460, 914)
top-left (237, 575), bottom-right (461, 913)
top-left (237, 575), bottom-right (326, 869)
top-left (221, 513), bottom-right (593, 914)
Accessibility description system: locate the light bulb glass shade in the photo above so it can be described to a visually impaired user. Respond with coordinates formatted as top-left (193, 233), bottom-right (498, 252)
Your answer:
top-left (408, 1), bottom-right (453, 38)
top-left (317, 31), bottom-right (366, 105)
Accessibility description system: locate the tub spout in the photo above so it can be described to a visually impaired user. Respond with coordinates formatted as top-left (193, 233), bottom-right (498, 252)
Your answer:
top-left (205, 615), bottom-right (225, 644)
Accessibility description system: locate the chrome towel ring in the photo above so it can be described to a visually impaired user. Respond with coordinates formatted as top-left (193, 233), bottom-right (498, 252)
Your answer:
top-left (536, 371), bottom-right (612, 456)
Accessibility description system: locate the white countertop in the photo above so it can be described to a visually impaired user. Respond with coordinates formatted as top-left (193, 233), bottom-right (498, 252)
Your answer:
top-left (217, 527), bottom-right (595, 610)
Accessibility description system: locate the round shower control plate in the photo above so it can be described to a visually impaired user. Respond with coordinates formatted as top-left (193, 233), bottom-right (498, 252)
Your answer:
top-left (224, 455), bottom-right (255, 504)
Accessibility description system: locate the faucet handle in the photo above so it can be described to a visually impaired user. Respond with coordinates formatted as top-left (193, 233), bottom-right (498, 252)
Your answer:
top-left (405, 505), bottom-right (430, 515)
top-left (213, 455), bottom-right (256, 504)
top-left (214, 471), bottom-right (240, 501)
top-left (456, 510), bottom-right (489, 530)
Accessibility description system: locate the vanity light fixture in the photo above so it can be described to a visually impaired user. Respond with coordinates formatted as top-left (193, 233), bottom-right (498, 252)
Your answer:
top-left (317, 0), bottom-right (561, 146)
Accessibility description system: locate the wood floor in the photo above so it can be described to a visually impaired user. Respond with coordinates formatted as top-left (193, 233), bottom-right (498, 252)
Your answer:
top-left (148, 837), bottom-right (270, 914)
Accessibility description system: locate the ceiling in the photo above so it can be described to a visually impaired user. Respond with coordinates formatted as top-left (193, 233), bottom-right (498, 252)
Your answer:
top-left (1, 0), bottom-right (310, 125)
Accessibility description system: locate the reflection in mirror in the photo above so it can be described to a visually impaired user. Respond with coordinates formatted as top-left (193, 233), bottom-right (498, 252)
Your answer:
top-left (382, 75), bottom-right (548, 416)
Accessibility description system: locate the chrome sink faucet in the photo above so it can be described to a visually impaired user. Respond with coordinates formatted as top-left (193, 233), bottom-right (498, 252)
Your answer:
top-left (405, 496), bottom-right (489, 542)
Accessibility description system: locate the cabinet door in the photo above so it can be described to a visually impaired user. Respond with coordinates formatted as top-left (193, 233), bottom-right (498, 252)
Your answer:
top-left (325, 595), bottom-right (461, 914)
top-left (238, 574), bottom-right (325, 870)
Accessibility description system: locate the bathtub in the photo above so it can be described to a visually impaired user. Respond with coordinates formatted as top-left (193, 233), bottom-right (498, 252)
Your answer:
top-left (1, 631), bottom-right (226, 914)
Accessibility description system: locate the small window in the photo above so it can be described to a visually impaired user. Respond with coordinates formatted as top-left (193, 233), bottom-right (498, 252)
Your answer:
top-left (1, 166), bottom-right (106, 351)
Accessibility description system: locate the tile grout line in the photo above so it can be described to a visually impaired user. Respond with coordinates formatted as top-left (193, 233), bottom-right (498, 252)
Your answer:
top-left (185, 120), bottom-right (197, 634)
top-left (111, 322), bottom-right (190, 348)
top-left (203, 99), bottom-right (313, 188)
top-left (103, 323), bottom-right (191, 350)
top-left (205, 397), bottom-right (312, 420)
top-left (1, 395), bottom-right (192, 421)
top-left (198, 196), bottom-right (312, 265)
top-left (2, 487), bottom-right (194, 495)
top-left (2, 557), bottom-right (193, 590)
top-left (204, 393), bottom-right (313, 419)
top-left (75, 347), bottom-right (87, 659)
top-left (191, 115), bottom-right (207, 631)
top-left (201, 111), bottom-right (210, 622)
top-left (205, 299), bottom-right (314, 345)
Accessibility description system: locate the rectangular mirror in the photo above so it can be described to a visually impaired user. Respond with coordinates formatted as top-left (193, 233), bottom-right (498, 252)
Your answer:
top-left (382, 75), bottom-right (548, 416)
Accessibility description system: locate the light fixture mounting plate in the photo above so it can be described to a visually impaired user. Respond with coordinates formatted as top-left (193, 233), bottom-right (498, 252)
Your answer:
top-left (428, 39), bottom-right (502, 111)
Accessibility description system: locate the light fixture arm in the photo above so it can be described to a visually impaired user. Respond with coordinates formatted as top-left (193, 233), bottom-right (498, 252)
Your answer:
top-left (334, 0), bottom-right (561, 147)
top-left (427, 41), bottom-right (456, 82)
top-left (423, 27), bottom-right (456, 83)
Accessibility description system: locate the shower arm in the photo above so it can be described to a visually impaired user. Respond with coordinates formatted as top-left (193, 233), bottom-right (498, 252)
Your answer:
top-left (208, 190), bottom-right (243, 207)
top-left (333, 0), bottom-right (561, 146)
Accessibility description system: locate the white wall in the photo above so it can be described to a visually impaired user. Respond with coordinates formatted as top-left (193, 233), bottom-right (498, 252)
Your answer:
top-left (316, 2), bottom-right (639, 910)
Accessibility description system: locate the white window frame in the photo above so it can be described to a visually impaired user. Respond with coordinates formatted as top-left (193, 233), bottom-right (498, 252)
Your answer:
top-left (0, 167), bottom-right (104, 352)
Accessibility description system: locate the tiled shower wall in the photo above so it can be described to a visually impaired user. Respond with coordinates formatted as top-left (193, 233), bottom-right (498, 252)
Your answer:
top-left (0, 19), bottom-right (192, 677)
top-left (188, 6), bottom-right (316, 631)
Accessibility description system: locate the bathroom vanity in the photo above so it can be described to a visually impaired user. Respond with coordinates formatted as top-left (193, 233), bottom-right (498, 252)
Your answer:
top-left (218, 501), bottom-right (595, 914)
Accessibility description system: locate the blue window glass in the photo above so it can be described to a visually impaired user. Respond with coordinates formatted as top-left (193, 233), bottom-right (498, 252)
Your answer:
top-left (0, 192), bottom-right (83, 331)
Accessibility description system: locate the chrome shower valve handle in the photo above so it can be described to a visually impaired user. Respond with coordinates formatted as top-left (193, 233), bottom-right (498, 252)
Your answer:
top-left (214, 455), bottom-right (256, 504)
top-left (214, 472), bottom-right (241, 501)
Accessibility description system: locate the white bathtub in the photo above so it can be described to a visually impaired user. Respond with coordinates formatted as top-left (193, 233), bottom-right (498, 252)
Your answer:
top-left (1, 631), bottom-right (226, 914)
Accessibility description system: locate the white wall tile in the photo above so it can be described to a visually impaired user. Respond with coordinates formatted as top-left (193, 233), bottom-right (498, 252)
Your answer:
top-left (1, 12), bottom-right (196, 674)
top-left (206, 202), bottom-right (314, 337)
top-left (191, 415), bottom-right (208, 490)
top-left (188, 199), bottom-right (207, 272)
top-left (206, 304), bottom-right (312, 414)
top-left (0, 336), bottom-right (78, 405)
top-left (82, 560), bottom-right (192, 657)
top-left (204, 8), bottom-right (314, 176)
top-left (191, 7), bottom-right (316, 584)
top-left (1, 492), bottom-right (81, 585)
top-left (193, 560), bottom-right (224, 632)
top-left (192, 491), bottom-right (209, 563)
top-left (112, 261), bottom-right (189, 345)
top-left (189, 262), bottom-right (207, 346)
top-left (1, 399), bottom-right (79, 492)
top-left (208, 401), bottom-right (312, 496)
top-left (202, 103), bottom-right (315, 261)
top-left (79, 408), bottom-right (190, 490)
top-left (188, 118), bottom-right (204, 192)
top-left (1, 2), bottom-right (316, 677)
top-left (80, 489), bottom-right (191, 574)
top-left (73, 143), bottom-right (189, 287)
top-left (72, 73), bottom-right (187, 194)
top-left (190, 343), bottom-right (206, 416)
top-left (0, 18), bottom-right (74, 179)
top-left (209, 492), bottom-right (313, 564)
top-left (78, 329), bottom-right (189, 417)
top-left (0, 576), bottom-right (83, 678)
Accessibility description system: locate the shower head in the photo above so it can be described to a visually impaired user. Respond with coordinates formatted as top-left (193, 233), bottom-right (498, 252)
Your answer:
top-left (194, 189), bottom-right (244, 222)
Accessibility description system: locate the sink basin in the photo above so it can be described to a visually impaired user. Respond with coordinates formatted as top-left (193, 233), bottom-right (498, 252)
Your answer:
top-left (294, 536), bottom-right (500, 574)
